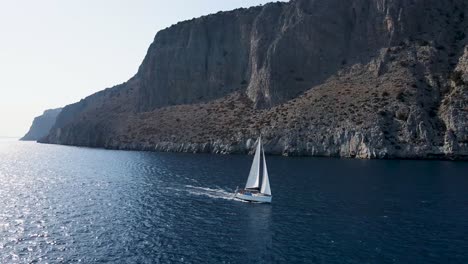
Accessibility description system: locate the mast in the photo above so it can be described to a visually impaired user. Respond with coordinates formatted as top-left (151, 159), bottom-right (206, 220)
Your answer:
top-left (260, 147), bottom-right (271, 195)
top-left (245, 137), bottom-right (261, 189)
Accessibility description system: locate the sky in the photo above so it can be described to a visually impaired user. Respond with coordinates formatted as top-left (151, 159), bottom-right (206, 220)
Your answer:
top-left (0, 0), bottom-right (284, 137)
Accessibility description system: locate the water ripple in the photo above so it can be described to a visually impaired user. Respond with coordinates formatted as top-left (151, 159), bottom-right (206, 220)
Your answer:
top-left (0, 140), bottom-right (468, 263)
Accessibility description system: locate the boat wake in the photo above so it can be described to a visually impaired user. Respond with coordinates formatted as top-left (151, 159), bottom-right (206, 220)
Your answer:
top-left (184, 185), bottom-right (237, 201)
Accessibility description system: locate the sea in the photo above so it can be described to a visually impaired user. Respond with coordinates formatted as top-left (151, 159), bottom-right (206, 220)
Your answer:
top-left (0, 139), bottom-right (467, 263)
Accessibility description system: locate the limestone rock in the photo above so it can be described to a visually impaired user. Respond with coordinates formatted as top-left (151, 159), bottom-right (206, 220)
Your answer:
top-left (40, 0), bottom-right (468, 160)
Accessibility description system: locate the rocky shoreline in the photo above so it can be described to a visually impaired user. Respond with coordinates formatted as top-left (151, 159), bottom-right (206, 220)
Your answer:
top-left (44, 130), bottom-right (467, 160)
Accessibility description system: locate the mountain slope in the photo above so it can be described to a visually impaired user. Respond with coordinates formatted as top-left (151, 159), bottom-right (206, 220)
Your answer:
top-left (41, 0), bottom-right (468, 159)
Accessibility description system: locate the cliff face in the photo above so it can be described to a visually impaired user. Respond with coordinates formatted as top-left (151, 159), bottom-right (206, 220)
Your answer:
top-left (41, 0), bottom-right (468, 159)
top-left (21, 108), bottom-right (62, 141)
top-left (135, 0), bottom-right (398, 109)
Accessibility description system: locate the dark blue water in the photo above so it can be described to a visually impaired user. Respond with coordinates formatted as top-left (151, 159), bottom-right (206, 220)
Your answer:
top-left (1, 140), bottom-right (467, 263)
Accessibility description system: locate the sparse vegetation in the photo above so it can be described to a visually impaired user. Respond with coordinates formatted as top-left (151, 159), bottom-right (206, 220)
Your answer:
top-left (397, 91), bottom-right (405, 102)
top-left (450, 70), bottom-right (465, 86)
top-left (396, 109), bottom-right (408, 121)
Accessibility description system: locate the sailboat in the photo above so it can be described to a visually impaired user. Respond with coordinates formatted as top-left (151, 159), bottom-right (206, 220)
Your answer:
top-left (234, 137), bottom-right (272, 203)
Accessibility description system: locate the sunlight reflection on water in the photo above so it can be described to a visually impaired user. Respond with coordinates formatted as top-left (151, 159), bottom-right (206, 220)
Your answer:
top-left (0, 140), bottom-right (468, 263)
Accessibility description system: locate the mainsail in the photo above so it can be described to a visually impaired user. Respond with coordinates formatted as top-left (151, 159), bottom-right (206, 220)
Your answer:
top-left (245, 137), bottom-right (261, 189)
top-left (260, 148), bottom-right (271, 195)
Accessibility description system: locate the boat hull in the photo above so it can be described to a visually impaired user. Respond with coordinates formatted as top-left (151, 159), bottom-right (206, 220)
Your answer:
top-left (235, 192), bottom-right (272, 203)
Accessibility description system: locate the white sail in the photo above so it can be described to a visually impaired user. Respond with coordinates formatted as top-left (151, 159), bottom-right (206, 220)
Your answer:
top-left (245, 137), bottom-right (261, 189)
top-left (260, 148), bottom-right (271, 195)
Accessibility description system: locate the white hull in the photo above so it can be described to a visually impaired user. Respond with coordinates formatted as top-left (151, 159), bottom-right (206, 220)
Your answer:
top-left (235, 192), bottom-right (272, 203)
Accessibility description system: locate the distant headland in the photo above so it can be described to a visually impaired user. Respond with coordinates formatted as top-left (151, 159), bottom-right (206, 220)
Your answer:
top-left (21, 108), bottom-right (62, 141)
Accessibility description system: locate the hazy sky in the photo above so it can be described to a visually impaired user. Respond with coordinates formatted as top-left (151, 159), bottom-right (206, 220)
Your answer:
top-left (0, 0), bottom-right (284, 137)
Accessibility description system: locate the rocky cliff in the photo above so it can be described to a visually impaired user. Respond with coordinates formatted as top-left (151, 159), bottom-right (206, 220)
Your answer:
top-left (41, 0), bottom-right (468, 159)
top-left (21, 108), bottom-right (62, 141)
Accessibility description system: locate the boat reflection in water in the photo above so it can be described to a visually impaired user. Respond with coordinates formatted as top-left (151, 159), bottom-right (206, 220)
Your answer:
top-left (243, 204), bottom-right (273, 262)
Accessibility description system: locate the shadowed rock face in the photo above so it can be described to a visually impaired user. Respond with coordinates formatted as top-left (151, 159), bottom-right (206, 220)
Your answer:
top-left (21, 108), bottom-right (62, 141)
top-left (136, 0), bottom-right (390, 109)
top-left (41, 0), bottom-right (468, 159)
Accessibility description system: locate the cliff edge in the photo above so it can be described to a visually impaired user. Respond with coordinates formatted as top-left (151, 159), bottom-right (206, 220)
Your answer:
top-left (40, 0), bottom-right (468, 159)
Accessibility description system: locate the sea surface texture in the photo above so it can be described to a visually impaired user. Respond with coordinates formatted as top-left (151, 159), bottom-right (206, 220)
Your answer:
top-left (1, 139), bottom-right (467, 263)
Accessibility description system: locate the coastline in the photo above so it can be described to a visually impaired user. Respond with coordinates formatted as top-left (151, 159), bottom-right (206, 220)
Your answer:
top-left (38, 140), bottom-right (468, 161)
